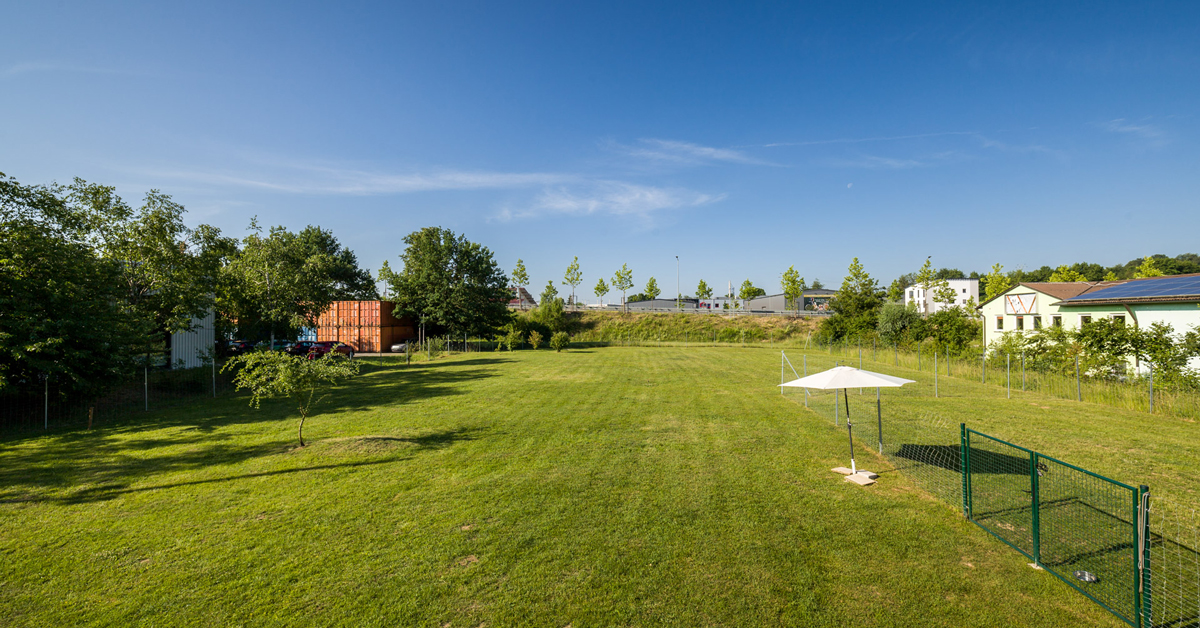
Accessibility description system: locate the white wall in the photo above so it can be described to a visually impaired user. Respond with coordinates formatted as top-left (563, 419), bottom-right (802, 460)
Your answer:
top-left (905, 278), bottom-right (979, 314)
top-left (170, 310), bottom-right (215, 369)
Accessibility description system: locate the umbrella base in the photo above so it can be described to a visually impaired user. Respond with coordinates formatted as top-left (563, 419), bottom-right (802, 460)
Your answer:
top-left (831, 467), bottom-right (854, 475)
top-left (845, 473), bottom-right (876, 486)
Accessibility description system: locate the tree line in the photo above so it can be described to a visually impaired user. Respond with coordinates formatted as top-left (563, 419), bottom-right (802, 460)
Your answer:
top-left (1, 173), bottom-right (376, 399)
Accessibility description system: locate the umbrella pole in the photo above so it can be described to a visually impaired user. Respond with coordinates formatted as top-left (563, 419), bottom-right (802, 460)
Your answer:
top-left (845, 388), bottom-right (856, 475)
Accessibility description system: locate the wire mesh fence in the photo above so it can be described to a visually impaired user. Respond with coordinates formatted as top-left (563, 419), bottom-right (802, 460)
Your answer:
top-left (1147, 496), bottom-right (1200, 628)
top-left (0, 363), bottom-right (237, 433)
top-left (779, 349), bottom-right (1198, 628)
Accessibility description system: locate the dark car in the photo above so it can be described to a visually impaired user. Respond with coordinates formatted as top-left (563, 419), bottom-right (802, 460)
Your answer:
top-left (256, 339), bottom-right (294, 352)
top-left (292, 341), bottom-right (354, 359)
top-left (223, 340), bottom-right (255, 357)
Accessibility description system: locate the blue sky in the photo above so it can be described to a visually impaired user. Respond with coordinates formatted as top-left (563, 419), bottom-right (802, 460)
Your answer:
top-left (3, 1), bottom-right (1198, 300)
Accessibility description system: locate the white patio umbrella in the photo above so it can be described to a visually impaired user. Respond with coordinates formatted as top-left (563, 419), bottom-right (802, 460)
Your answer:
top-left (780, 366), bottom-right (915, 475)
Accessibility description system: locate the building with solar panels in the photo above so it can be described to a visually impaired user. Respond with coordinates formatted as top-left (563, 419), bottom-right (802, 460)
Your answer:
top-left (979, 274), bottom-right (1200, 373)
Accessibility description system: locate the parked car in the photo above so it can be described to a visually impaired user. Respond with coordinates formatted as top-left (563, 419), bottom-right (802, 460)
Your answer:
top-left (292, 341), bottom-right (355, 359)
top-left (223, 340), bottom-right (255, 357)
top-left (390, 342), bottom-right (411, 353)
top-left (287, 341), bottom-right (317, 357)
top-left (256, 339), bottom-right (294, 352)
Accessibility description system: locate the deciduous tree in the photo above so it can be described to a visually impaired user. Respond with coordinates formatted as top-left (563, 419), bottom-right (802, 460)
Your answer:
top-left (512, 259), bottom-right (529, 310)
top-left (224, 351), bottom-right (360, 447)
top-left (612, 264), bottom-right (634, 313)
top-left (781, 266), bottom-right (806, 314)
top-left (562, 256), bottom-right (582, 310)
top-left (644, 276), bottom-right (661, 300)
top-left (390, 227), bottom-right (511, 338)
top-left (696, 279), bottom-right (713, 299)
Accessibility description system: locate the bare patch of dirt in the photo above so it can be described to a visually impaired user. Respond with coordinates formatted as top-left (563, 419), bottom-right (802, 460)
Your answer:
top-left (456, 555), bottom-right (479, 567)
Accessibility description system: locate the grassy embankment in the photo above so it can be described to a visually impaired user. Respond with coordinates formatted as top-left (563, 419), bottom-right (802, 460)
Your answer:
top-left (6, 345), bottom-right (1192, 626)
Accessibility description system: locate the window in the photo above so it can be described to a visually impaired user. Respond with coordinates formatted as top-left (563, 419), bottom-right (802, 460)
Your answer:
top-left (908, 290), bottom-right (913, 300)
top-left (1081, 315), bottom-right (1092, 326)
top-left (1052, 315), bottom-right (1062, 327)
top-left (1112, 314), bottom-right (1126, 325)
top-left (962, 288), bottom-right (966, 294)
top-left (1016, 316), bottom-right (1024, 330)
top-left (996, 317), bottom-right (1004, 330)
top-left (1033, 316), bottom-right (1042, 329)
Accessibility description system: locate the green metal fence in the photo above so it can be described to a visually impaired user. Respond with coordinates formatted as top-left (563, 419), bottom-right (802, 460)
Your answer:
top-left (963, 428), bottom-right (1151, 626)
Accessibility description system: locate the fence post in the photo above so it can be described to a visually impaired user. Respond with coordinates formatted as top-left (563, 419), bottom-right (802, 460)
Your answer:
top-left (1137, 485), bottom-right (1151, 628)
top-left (982, 354), bottom-right (986, 385)
top-left (876, 387), bottom-right (882, 454)
top-left (780, 352), bottom-right (785, 395)
top-left (918, 341), bottom-right (922, 370)
top-left (934, 353), bottom-right (938, 398)
top-left (1007, 354), bottom-right (1011, 399)
top-left (873, 338), bottom-right (876, 361)
top-left (803, 355), bottom-right (808, 408)
top-left (1031, 452), bottom-right (1041, 566)
top-left (1080, 355), bottom-right (1089, 401)
top-left (960, 424), bottom-right (971, 518)
top-left (144, 365), bottom-right (149, 412)
top-left (1021, 353), bottom-right (1025, 392)
top-left (44, 375), bottom-right (49, 430)
top-left (212, 355), bottom-right (217, 398)
top-left (1148, 365), bottom-right (1154, 414)
top-left (894, 343), bottom-right (897, 366)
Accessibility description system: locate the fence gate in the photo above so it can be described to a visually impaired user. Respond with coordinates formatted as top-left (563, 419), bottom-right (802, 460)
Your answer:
top-left (963, 428), bottom-right (1151, 627)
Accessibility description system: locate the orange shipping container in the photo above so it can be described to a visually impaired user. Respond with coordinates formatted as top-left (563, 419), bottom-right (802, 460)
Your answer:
top-left (316, 301), bottom-right (416, 352)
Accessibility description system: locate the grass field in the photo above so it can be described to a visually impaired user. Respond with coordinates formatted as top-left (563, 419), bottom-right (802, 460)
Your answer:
top-left (3, 345), bottom-right (1190, 626)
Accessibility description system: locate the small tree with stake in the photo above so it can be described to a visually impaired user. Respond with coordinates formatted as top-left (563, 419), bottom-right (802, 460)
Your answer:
top-left (224, 351), bottom-right (360, 447)
top-left (612, 264), bottom-right (634, 314)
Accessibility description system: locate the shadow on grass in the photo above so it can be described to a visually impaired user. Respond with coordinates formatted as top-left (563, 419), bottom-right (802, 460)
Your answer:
top-left (893, 444), bottom-right (1030, 475)
top-left (0, 427), bottom-right (481, 506)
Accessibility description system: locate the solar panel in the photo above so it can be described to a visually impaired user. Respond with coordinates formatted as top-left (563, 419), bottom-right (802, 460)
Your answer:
top-left (1066, 275), bottom-right (1200, 301)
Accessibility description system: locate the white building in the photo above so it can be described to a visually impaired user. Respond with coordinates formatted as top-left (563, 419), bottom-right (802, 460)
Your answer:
top-left (169, 310), bottom-right (215, 369)
top-left (906, 278), bottom-right (979, 314)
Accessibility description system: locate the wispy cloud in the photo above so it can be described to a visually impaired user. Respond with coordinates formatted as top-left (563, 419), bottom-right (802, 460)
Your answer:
top-left (821, 155), bottom-right (928, 169)
top-left (138, 165), bottom-right (573, 195)
top-left (1101, 118), bottom-right (1168, 147)
top-left (765, 131), bottom-right (977, 148)
top-left (610, 138), bottom-right (775, 166)
top-left (498, 181), bottom-right (723, 221)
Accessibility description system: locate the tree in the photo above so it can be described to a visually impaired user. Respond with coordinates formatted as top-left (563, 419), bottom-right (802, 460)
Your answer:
top-left (1048, 265), bottom-right (1087, 282)
top-left (296, 226), bottom-right (378, 299)
top-left (562, 256), bottom-right (582, 310)
top-left (781, 266), bottom-right (806, 314)
top-left (876, 302), bottom-right (923, 345)
top-left (390, 227), bottom-right (511, 338)
top-left (823, 257), bottom-right (883, 340)
top-left (223, 220), bottom-right (339, 345)
top-left (540, 280), bottom-right (559, 305)
top-left (914, 257), bottom-right (937, 315)
top-left (644, 276), bottom-right (661, 300)
top-left (612, 264), bottom-right (634, 313)
top-left (1103, 270), bottom-right (1119, 281)
top-left (594, 277), bottom-right (609, 305)
top-left (68, 180), bottom-right (214, 349)
top-left (511, 259), bottom-right (529, 310)
top-left (982, 263), bottom-right (1013, 302)
top-left (549, 331), bottom-right (570, 352)
top-left (0, 173), bottom-right (142, 395)
top-left (379, 260), bottom-right (396, 298)
top-left (1134, 256), bottom-right (1164, 278)
top-left (887, 278), bottom-right (906, 302)
top-left (696, 279), bottom-right (713, 299)
top-left (811, 278), bottom-right (824, 290)
top-left (933, 281), bottom-right (958, 308)
top-left (738, 279), bottom-right (765, 300)
top-left (528, 330), bottom-right (543, 350)
top-left (934, 268), bottom-right (965, 280)
top-left (224, 351), bottom-right (360, 447)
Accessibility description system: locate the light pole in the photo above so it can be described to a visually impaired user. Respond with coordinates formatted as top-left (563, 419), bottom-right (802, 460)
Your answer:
top-left (676, 255), bottom-right (680, 310)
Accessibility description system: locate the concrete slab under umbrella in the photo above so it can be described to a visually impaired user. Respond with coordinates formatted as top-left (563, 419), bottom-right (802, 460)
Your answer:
top-left (780, 366), bottom-right (915, 483)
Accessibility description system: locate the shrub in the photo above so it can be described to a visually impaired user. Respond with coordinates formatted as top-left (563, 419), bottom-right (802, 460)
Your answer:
top-left (550, 332), bottom-right (570, 352)
top-left (427, 337), bottom-right (444, 359)
top-left (528, 330), bottom-right (543, 350)
top-left (505, 329), bottom-right (524, 351)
